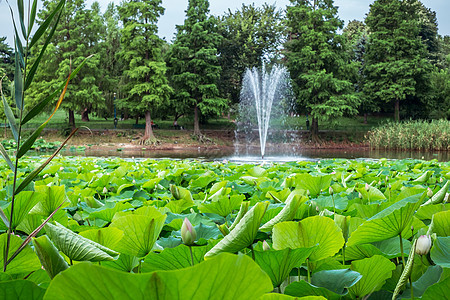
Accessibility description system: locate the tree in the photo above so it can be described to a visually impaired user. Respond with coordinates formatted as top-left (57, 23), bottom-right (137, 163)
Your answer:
top-left (97, 3), bottom-right (125, 120)
top-left (364, 0), bottom-right (430, 121)
top-left (27, 0), bottom-right (105, 129)
top-left (217, 4), bottom-right (285, 104)
top-left (118, 0), bottom-right (171, 144)
top-left (285, 0), bottom-right (359, 139)
top-left (168, 0), bottom-right (227, 140)
top-left (0, 37), bottom-right (14, 81)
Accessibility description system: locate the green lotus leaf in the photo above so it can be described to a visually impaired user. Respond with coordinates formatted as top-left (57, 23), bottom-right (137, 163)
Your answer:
top-left (44, 253), bottom-right (273, 300)
top-left (0, 280), bottom-right (45, 300)
top-left (88, 202), bottom-right (133, 223)
top-left (204, 201), bottom-right (269, 258)
top-left (372, 236), bottom-right (411, 259)
top-left (45, 222), bottom-right (118, 262)
top-left (0, 191), bottom-right (41, 230)
top-left (413, 170), bottom-right (432, 183)
top-left (259, 294), bottom-right (326, 300)
top-left (110, 214), bottom-right (166, 257)
top-left (348, 255), bottom-right (396, 298)
top-left (33, 235), bottom-right (69, 279)
top-left (260, 191), bottom-right (305, 232)
top-left (188, 171), bottom-right (216, 188)
top-left (357, 185), bottom-right (386, 203)
top-left (428, 210), bottom-right (450, 236)
top-left (30, 185), bottom-right (68, 216)
top-left (401, 266), bottom-right (443, 298)
top-left (0, 233), bottom-right (41, 275)
top-left (416, 203), bottom-right (449, 220)
top-left (311, 269), bottom-right (362, 295)
top-left (198, 194), bottom-right (244, 217)
top-left (101, 253), bottom-right (140, 272)
top-left (421, 276), bottom-right (450, 300)
top-left (284, 280), bottom-right (342, 300)
top-left (344, 244), bottom-right (384, 261)
top-left (254, 246), bottom-right (316, 287)
top-left (142, 244), bottom-right (208, 272)
top-left (430, 237), bottom-right (450, 268)
top-left (347, 194), bottom-right (423, 246)
top-left (79, 227), bottom-right (124, 251)
top-left (287, 173), bottom-right (332, 197)
top-left (272, 216), bottom-right (345, 261)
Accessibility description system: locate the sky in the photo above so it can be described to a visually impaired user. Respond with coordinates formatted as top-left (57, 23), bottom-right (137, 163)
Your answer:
top-left (1, 0), bottom-right (449, 47)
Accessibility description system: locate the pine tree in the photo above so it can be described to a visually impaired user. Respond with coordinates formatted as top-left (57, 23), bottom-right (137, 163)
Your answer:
top-left (364, 0), bottom-right (430, 121)
top-left (27, 0), bottom-right (105, 128)
top-left (168, 0), bottom-right (227, 139)
top-left (285, 0), bottom-right (359, 139)
top-left (118, 0), bottom-right (171, 144)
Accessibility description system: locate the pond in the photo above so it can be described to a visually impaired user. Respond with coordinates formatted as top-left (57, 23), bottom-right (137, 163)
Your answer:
top-left (38, 146), bottom-right (449, 162)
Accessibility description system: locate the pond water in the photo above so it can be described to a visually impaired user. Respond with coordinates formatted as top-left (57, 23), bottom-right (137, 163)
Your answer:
top-left (36, 146), bottom-right (449, 162)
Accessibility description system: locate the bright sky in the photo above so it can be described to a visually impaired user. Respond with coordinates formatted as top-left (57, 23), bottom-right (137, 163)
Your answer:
top-left (1, 0), bottom-right (449, 47)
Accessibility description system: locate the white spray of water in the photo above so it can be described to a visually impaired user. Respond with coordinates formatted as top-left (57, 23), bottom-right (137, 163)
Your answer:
top-left (238, 64), bottom-right (290, 159)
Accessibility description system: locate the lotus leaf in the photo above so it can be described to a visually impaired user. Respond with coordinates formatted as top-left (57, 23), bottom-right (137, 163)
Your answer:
top-left (0, 280), bottom-right (45, 300)
top-left (205, 201), bottom-right (269, 257)
top-left (44, 253), bottom-right (273, 300)
top-left (272, 216), bottom-right (345, 261)
top-left (348, 255), bottom-right (396, 298)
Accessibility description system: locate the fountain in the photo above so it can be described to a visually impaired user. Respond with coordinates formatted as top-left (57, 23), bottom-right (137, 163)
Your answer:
top-left (235, 64), bottom-right (293, 159)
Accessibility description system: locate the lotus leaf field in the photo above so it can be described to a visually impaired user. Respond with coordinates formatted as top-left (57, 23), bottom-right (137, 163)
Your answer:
top-left (0, 156), bottom-right (449, 300)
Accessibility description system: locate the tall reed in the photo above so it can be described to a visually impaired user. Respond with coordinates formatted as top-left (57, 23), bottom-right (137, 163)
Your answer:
top-left (366, 120), bottom-right (450, 151)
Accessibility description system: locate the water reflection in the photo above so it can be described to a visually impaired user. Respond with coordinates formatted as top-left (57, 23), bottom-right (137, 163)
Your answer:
top-left (35, 146), bottom-right (449, 162)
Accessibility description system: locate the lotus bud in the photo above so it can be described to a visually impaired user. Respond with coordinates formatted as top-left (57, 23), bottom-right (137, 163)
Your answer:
top-left (102, 187), bottom-right (108, 194)
top-left (262, 240), bottom-right (270, 251)
top-left (365, 183), bottom-right (370, 192)
top-left (427, 188), bottom-right (433, 198)
top-left (132, 179), bottom-right (136, 184)
top-left (358, 192), bottom-right (362, 199)
top-left (181, 218), bottom-right (196, 245)
top-left (415, 235), bottom-right (432, 255)
top-left (388, 184), bottom-right (392, 190)
top-left (329, 187), bottom-right (334, 195)
top-left (440, 177), bottom-right (444, 183)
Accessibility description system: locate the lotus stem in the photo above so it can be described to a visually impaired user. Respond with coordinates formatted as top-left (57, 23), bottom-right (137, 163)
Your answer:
top-left (342, 245), bottom-right (346, 265)
top-left (399, 233), bottom-right (405, 270)
top-left (307, 258), bottom-right (311, 283)
top-left (331, 194), bottom-right (336, 216)
top-left (189, 245), bottom-right (194, 266)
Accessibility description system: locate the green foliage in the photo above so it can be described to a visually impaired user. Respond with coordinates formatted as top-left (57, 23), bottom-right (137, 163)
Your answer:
top-left (26, 0), bottom-right (105, 128)
top-left (168, 0), bottom-right (227, 136)
top-left (367, 119), bottom-right (450, 150)
top-left (1, 153), bottom-right (450, 297)
top-left (363, 0), bottom-right (431, 121)
top-left (118, 0), bottom-right (171, 141)
top-left (285, 0), bottom-right (359, 136)
top-left (217, 4), bottom-right (284, 103)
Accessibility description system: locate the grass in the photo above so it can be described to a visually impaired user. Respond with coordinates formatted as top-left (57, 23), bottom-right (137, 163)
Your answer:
top-left (366, 119), bottom-right (450, 150)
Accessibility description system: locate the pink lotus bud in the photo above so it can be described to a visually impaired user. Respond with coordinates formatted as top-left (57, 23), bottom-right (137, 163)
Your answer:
top-left (365, 183), bottom-right (370, 192)
top-left (102, 187), bottom-right (108, 194)
top-left (329, 187), bottom-right (334, 195)
top-left (263, 240), bottom-right (270, 251)
top-left (427, 188), bottom-right (433, 198)
top-left (415, 235), bottom-right (432, 255)
top-left (181, 218), bottom-right (196, 245)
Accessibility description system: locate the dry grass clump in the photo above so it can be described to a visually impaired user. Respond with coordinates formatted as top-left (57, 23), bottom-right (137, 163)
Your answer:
top-left (366, 119), bottom-right (450, 150)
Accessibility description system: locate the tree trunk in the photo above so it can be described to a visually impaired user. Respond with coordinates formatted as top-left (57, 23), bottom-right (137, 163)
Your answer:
top-left (193, 104), bottom-right (201, 136)
top-left (68, 109), bottom-right (76, 129)
top-left (364, 113), bottom-right (368, 124)
top-left (143, 111), bottom-right (155, 141)
top-left (394, 100), bottom-right (400, 122)
top-left (310, 117), bottom-right (319, 142)
top-left (135, 115), bottom-right (139, 125)
top-left (81, 108), bottom-right (90, 121)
